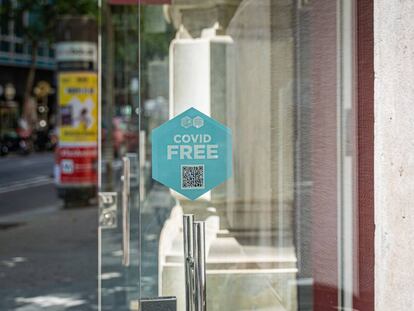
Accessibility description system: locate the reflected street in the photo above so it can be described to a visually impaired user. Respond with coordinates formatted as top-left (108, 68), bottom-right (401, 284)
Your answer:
top-left (0, 153), bottom-right (57, 217)
top-left (0, 153), bottom-right (98, 311)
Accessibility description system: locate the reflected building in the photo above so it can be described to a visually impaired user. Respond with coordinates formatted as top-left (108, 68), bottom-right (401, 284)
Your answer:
top-left (0, 1), bottom-right (55, 114)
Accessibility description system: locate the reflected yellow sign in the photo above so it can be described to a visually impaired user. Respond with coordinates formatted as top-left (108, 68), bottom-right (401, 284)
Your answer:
top-left (58, 72), bottom-right (98, 144)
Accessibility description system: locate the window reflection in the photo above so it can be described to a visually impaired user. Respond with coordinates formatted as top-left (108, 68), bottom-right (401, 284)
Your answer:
top-left (101, 0), bottom-right (358, 310)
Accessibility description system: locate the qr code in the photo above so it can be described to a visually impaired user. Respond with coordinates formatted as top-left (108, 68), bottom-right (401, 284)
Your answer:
top-left (181, 165), bottom-right (205, 189)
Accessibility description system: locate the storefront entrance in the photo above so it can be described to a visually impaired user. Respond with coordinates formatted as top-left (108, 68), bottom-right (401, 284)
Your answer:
top-left (97, 1), bottom-right (372, 310)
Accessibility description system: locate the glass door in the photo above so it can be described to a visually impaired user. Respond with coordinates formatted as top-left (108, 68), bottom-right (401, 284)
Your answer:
top-left (99, 1), bottom-right (361, 311)
top-left (98, 2), bottom-right (141, 310)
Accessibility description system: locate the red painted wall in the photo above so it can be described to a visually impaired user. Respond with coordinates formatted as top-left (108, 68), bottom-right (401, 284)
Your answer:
top-left (354, 0), bottom-right (374, 310)
top-left (311, 1), bottom-right (339, 309)
top-left (311, 0), bottom-right (374, 310)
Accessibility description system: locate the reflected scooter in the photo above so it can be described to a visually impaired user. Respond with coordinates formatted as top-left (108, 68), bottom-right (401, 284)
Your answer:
top-left (16, 119), bottom-right (33, 155)
top-left (0, 140), bottom-right (8, 156)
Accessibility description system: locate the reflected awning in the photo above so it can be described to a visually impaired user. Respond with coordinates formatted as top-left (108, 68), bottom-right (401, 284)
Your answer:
top-left (108, 0), bottom-right (171, 4)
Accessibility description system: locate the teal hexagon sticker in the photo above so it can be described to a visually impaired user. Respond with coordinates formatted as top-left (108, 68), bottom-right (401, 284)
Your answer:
top-left (152, 108), bottom-right (232, 200)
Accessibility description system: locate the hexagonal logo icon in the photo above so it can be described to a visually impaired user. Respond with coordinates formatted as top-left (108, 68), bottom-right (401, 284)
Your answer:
top-left (192, 116), bottom-right (204, 128)
top-left (181, 116), bottom-right (192, 129)
top-left (152, 107), bottom-right (232, 200)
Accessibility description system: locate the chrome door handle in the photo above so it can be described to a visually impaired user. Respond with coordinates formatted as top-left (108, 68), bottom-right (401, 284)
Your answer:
top-left (193, 221), bottom-right (206, 311)
top-left (183, 215), bottom-right (195, 311)
top-left (183, 215), bottom-right (206, 311)
top-left (139, 131), bottom-right (146, 202)
top-left (122, 156), bottom-right (131, 266)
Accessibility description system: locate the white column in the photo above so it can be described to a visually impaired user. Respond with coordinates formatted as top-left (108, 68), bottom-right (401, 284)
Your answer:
top-left (375, 1), bottom-right (414, 310)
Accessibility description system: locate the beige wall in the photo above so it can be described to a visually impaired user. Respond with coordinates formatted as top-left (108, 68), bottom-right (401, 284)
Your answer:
top-left (375, 1), bottom-right (414, 310)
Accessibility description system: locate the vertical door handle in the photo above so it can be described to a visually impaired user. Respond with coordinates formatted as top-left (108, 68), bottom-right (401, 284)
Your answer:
top-left (183, 215), bottom-right (206, 311)
top-left (183, 215), bottom-right (195, 311)
top-left (139, 131), bottom-right (146, 202)
top-left (122, 156), bottom-right (131, 266)
top-left (193, 221), bottom-right (206, 311)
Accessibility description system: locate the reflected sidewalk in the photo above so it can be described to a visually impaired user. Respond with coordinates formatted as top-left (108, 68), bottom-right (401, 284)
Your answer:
top-left (0, 204), bottom-right (98, 311)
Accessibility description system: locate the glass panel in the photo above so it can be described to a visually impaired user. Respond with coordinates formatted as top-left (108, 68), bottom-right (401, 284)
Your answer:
top-left (139, 1), bottom-right (357, 311)
top-left (0, 0), bottom-right (10, 36)
top-left (98, 2), bottom-right (141, 311)
top-left (37, 46), bottom-right (44, 57)
top-left (14, 12), bottom-right (24, 37)
top-left (15, 43), bottom-right (23, 54)
top-left (139, 4), bottom-right (174, 300)
top-left (0, 41), bottom-right (10, 52)
top-left (99, 0), bottom-right (359, 310)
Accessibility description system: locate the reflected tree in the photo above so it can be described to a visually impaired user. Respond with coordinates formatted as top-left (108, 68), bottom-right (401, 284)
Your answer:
top-left (0, 0), bottom-right (97, 127)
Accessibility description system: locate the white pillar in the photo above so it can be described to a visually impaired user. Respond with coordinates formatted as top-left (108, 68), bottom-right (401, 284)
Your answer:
top-left (375, 1), bottom-right (414, 310)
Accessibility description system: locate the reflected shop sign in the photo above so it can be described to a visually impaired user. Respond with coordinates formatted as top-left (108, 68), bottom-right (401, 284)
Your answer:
top-left (58, 73), bottom-right (98, 144)
top-left (55, 22), bottom-right (98, 202)
top-left (56, 42), bottom-right (97, 63)
top-left (152, 108), bottom-right (232, 200)
top-left (56, 72), bottom-right (98, 185)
